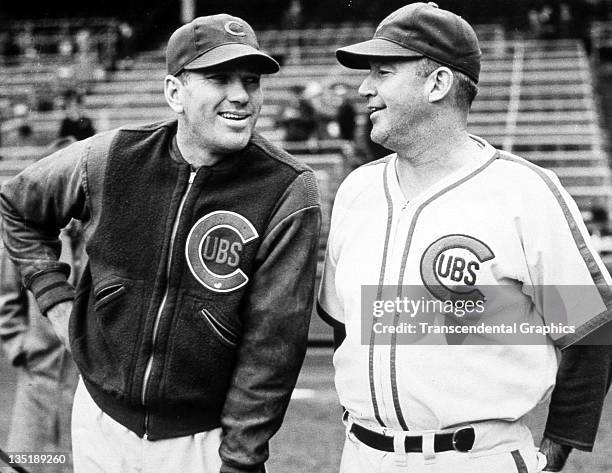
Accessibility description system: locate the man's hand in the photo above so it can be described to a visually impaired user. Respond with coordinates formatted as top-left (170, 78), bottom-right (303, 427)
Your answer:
top-left (47, 301), bottom-right (73, 353)
top-left (539, 436), bottom-right (572, 472)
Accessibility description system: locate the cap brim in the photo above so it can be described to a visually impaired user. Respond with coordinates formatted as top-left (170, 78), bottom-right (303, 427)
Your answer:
top-left (336, 38), bottom-right (422, 69)
top-left (184, 43), bottom-right (280, 74)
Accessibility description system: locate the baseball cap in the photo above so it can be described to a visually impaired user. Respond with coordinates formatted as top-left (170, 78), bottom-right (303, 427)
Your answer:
top-left (336, 2), bottom-right (481, 83)
top-left (166, 14), bottom-right (280, 76)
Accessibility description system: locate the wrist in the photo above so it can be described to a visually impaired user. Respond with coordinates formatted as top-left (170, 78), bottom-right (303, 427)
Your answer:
top-left (30, 271), bottom-right (75, 315)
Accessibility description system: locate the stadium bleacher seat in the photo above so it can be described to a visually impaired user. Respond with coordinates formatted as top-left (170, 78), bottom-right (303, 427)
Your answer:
top-left (3, 25), bottom-right (612, 344)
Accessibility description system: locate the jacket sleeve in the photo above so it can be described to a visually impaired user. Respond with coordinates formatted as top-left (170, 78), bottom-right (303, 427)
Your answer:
top-left (0, 138), bottom-right (91, 314)
top-left (0, 247), bottom-right (28, 366)
top-left (218, 171), bottom-right (321, 473)
top-left (543, 324), bottom-right (612, 451)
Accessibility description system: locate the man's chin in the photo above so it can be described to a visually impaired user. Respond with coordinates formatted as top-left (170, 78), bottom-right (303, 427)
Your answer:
top-left (215, 134), bottom-right (252, 154)
top-left (370, 131), bottom-right (390, 148)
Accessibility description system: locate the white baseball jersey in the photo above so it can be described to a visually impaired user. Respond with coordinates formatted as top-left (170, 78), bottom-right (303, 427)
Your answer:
top-left (318, 135), bottom-right (612, 432)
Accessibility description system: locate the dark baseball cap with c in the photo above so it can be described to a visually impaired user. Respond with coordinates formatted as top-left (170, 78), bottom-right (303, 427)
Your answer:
top-left (336, 2), bottom-right (481, 83)
top-left (166, 14), bottom-right (280, 76)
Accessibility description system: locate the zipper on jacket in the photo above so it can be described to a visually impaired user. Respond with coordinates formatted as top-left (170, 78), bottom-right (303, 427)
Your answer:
top-left (142, 169), bottom-right (196, 438)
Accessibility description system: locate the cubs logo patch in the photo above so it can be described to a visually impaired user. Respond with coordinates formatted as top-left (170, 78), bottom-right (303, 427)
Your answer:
top-left (420, 234), bottom-right (495, 302)
top-left (185, 211), bottom-right (258, 293)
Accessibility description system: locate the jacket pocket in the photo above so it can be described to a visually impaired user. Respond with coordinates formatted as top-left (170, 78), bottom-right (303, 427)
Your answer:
top-left (199, 308), bottom-right (239, 348)
top-left (94, 283), bottom-right (127, 311)
top-left (161, 296), bottom-right (240, 405)
top-left (71, 274), bottom-right (144, 396)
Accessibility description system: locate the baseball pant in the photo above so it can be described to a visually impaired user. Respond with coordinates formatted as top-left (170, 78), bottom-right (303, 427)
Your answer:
top-left (339, 416), bottom-right (548, 473)
top-left (71, 379), bottom-right (222, 473)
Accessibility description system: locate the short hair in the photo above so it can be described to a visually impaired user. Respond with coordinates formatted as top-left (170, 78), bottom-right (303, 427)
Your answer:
top-left (415, 57), bottom-right (478, 110)
top-left (176, 70), bottom-right (191, 84)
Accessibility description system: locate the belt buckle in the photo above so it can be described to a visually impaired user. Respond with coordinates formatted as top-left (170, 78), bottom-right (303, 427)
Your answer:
top-left (451, 427), bottom-right (474, 452)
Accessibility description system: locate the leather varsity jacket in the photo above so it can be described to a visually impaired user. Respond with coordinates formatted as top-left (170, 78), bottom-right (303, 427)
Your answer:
top-left (0, 120), bottom-right (321, 473)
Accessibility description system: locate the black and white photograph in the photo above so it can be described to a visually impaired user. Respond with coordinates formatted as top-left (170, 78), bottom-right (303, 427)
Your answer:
top-left (1, 1), bottom-right (612, 472)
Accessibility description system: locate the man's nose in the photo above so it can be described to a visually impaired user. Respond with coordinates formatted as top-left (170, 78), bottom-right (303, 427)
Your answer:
top-left (227, 78), bottom-right (249, 104)
top-left (358, 74), bottom-right (375, 98)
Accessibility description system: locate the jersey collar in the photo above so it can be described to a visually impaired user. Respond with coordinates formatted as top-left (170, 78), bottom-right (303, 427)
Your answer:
top-left (386, 134), bottom-right (497, 210)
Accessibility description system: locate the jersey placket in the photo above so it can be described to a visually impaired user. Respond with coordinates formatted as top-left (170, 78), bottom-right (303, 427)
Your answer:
top-left (382, 152), bottom-right (500, 431)
top-left (368, 165), bottom-right (396, 428)
top-left (371, 158), bottom-right (416, 430)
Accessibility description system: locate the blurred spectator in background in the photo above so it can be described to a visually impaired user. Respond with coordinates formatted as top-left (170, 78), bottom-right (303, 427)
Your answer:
top-left (14, 103), bottom-right (32, 138)
top-left (281, 0), bottom-right (304, 29)
top-left (528, 9), bottom-right (543, 39)
top-left (75, 28), bottom-right (92, 56)
top-left (58, 90), bottom-right (96, 141)
top-left (331, 83), bottom-right (356, 141)
top-left (538, 4), bottom-right (559, 39)
top-left (35, 81), bottom-right (57, 112)
top-left (0, 31), bottom-right (14, 65)
top-left (100, 23), bottom-right (120, 73)
top-left (281, 1), bottom-right (304, 64)
top-left (0, 98), bottom-right (12, 147)
top-left (103, 22), bottom-right (135, 73)
top-left (0, 136), bottom-right (82, 473)
top-left (57, 27), bottom-right (75, 58)
top-left (1, 102), bottom-right (35, 147)
top-left (305, 81), bottom-right (338, 140)
top-left (16, 24), bottom-right (37, 60)
top-left (574, 0), bottom-right (606, 54)
top-left (277, 84), bottom-right (317, 141)
top-left (558, 2), bottom-right (573, 38)
top-left (55, 65), bottom-right (81, 104)
top-left (117, 22), bottom-right (135, 68)
top-left (584, 205), bottom-right (612, 254)
top-left (74, 28), bottom-right (103, 92)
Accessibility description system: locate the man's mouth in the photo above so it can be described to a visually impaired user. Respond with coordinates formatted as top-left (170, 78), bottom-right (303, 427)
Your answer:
top-left (368, 106), bottom-right (385, 116)
top-left (218, 112), bottom-right (250, 121)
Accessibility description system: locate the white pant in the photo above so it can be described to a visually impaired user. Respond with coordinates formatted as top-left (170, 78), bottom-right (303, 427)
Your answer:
top-left (339, 418), bottom-right (548, 473)
top-left (71, 379), bottom-right (222, 473)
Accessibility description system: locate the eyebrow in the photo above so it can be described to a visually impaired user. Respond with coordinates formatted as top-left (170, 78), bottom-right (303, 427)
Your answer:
top-left (370, 61), bottom-right (398, 70)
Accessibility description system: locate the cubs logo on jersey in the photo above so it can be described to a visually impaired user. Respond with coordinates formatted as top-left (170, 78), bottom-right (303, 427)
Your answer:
top-left (185, 210), bottom-right (258, 293)
top-left (420, 234), bottom-right (495, 302)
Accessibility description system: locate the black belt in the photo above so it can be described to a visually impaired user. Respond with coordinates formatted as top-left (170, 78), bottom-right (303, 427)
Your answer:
top-left (350, 423), bottom-right (475, 453)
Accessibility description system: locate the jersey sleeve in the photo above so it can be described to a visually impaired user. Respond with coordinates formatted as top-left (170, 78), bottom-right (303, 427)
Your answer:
top-left (521, 170), bottom-right (612, 348)
top-left (318, 242), bottom-right (344, 328)
top-left (317, 178), bottom-right (353, 329)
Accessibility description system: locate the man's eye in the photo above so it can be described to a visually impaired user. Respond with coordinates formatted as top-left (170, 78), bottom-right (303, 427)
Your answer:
top-left (378, 69), bottom-right (392, 76)
top-left (244, 76), bottom-right (261, 86)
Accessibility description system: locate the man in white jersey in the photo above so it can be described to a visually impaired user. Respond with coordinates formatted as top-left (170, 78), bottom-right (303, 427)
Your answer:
top-left (318, 3), bottom-right (612, 472)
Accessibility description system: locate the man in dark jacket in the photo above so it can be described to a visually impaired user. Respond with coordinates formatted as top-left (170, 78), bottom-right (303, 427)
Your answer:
top-left (0, 14), bottom-right (321, 473)
top-left (58, 90), bottom-right (96, 142)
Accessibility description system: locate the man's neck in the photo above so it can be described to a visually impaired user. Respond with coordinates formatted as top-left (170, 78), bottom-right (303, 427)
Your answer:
top-left (175, 131), bottom-right (222, 169)
top-left (395, 132), bottom-right (482, 201)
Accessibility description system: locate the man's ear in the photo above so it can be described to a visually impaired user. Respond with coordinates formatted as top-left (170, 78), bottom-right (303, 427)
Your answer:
top-left (425, 67), bottom-right (454, 103)
top-left (165, 75), bottom-right (184, 114)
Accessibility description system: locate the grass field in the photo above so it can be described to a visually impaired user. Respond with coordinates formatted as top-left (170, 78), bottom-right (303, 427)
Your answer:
top-left (2, 347), bottom-right (611, 472)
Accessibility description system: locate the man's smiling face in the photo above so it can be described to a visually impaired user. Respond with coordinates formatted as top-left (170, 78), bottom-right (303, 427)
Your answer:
top-left (178, 63), bottom-right (263, 156)
top-left (358, 59), bottom-right (430, 152)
